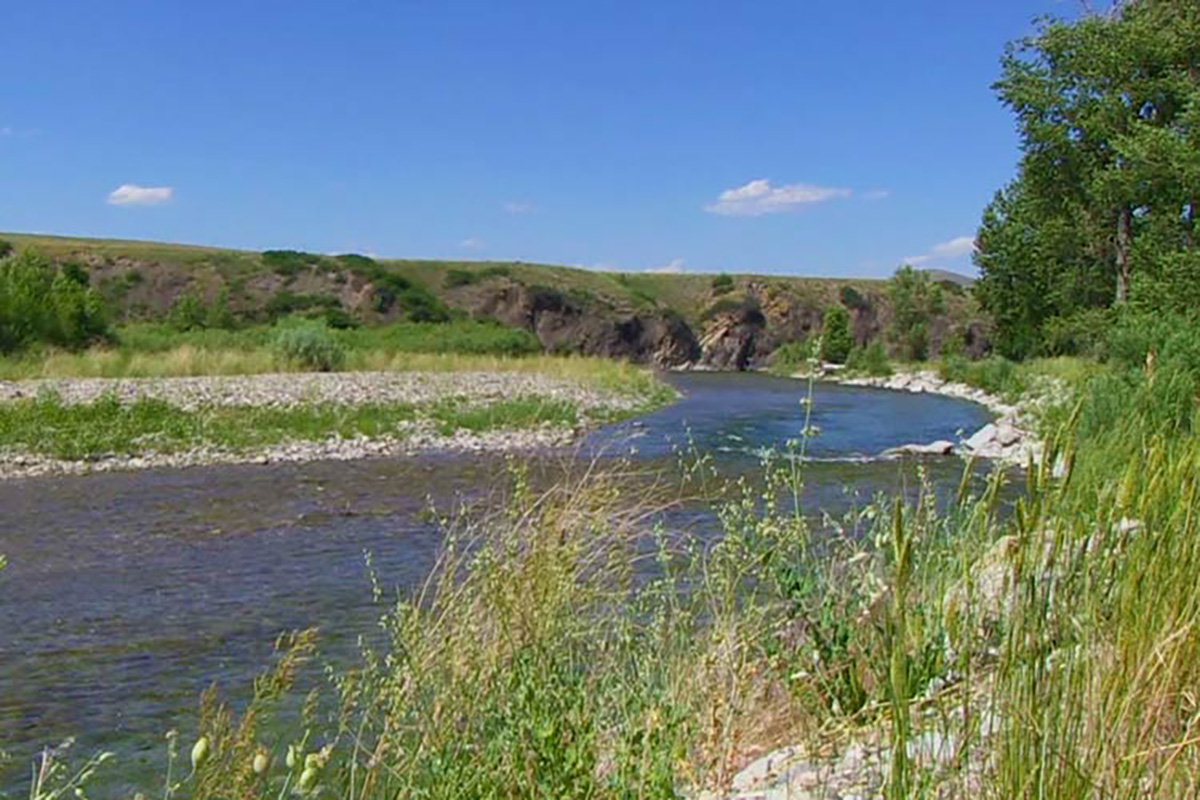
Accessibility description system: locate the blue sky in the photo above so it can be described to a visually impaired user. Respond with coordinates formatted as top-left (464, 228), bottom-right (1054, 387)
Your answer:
top-left (3, 1), bottom-right (1073, 277)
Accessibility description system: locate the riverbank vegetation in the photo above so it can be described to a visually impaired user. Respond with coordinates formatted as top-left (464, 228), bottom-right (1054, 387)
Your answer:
top-left (0, 393), bottom-right (589, 461)
top-left (25, 320), bottom-right (1200, 798)
top-left (8, 2), bottom-right (1200, 797)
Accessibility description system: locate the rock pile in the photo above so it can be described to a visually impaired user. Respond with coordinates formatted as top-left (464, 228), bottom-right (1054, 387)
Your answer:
top-left (837, 370), bottom-right (1043, 466)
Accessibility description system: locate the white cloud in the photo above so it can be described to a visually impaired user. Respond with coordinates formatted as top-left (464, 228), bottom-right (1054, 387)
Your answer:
top-left (904, 234), bottom-right (976, 267)
top-left (863, 189), bottom-right (890, 201)
top-left (647, 258), bottom-right (686, 274)
top-left (705, 179), bottom-right (850, 216)
top-left (929, 235), bottom-right (975, 258)
top-left (107, 183), bottom-right (173, 206)
top-left (503, 201), bottom-right (536, 215)
top-left (459, 237), bottom-right (485, 250)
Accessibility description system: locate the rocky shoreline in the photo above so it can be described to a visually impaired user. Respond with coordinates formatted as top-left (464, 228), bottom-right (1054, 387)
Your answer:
top-left (0, 370), bottom-right (643, 481)
top-left (830, 369), bottom-right (1045, 466)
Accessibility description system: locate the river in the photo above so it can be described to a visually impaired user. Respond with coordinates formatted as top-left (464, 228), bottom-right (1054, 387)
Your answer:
top-left (0, 372), bottom-right (991, 790)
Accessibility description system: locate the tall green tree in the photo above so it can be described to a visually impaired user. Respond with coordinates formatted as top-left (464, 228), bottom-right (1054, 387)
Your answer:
top-left (887, 265), bottom-right (943, 361)
top-left (976, 0), bottom-right (1200, 354)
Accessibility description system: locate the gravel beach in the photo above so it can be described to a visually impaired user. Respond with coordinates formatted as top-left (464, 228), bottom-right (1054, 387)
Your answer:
top-left (0, 370), bottom-right (650, 480)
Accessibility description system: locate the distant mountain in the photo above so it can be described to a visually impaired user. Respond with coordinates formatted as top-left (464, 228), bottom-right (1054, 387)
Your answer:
top-left (919, 268), bottom-right (976, 288)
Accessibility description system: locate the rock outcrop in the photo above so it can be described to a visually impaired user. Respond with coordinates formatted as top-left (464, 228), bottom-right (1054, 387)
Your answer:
top-left (467, 282), bottom-right (700, 367)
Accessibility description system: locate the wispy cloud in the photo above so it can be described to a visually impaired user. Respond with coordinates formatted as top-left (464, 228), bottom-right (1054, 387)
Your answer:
top-left (647, 258), bottom-right (686, 274)
top-left (705, 179), bottom-right (850, 217)
top-left (107, 183), bottom-right (173, 206)
top-left (459, 237), bottom-right (485, 250)
top-left (904, 235), bottom-right (976, 266)
top-left (863, 189), bottom-right (890, 201)
top-left (503, 201), bottom-right (536, 215)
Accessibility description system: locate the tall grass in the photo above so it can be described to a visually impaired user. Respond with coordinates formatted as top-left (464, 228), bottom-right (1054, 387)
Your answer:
top-left (19, 356), bottom-right (1200, 798)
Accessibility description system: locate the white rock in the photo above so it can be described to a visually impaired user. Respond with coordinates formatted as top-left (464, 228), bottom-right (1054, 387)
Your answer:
top-left (964, 423), bottom-right (998, 451)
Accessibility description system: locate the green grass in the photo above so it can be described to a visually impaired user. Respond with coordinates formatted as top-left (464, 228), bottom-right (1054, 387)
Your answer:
top-left (23, 356), bottom-right (1200, 799)
top-left (0, 392), bottom-right (603, 460)
top-left (0, 231), bottom-right (917, 327)
top-left (428, 395), bottom-right (580, 435)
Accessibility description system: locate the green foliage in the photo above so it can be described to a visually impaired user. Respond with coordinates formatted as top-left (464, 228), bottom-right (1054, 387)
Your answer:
top-left (168, 289), bottom-right (209, 332)
top-left (887, 266), bottom-right (942, 361)
top-left (429, 395), bottom-right (579, 435)
top-left (819, 305), bottom-right (853, 363)
top-left (845, 340), bottom-right (891, 376)
top-left (699, 296), bottom-right (745, 322)
top-left (839, 284), bottom-right (868, 310)
top-left (0, 248), bottom-right (109, 352)
top-left (262, 249), bottom-right (324, 277)
top-left (272, 322), bottom-right (346, 371)
top-left (338, 258), bottom-right (450, 322)
top-left (0, 239), bottom-right (12, 259)
top-left (333, 253), bottom-right (376, 270)
top-left (769, 338), bottom-right (816, 374)
top-left (352, 319), bottom-right (539, 356)
top-left (444, 265), bottom-right (512, 288)
top-left (711, 273), bottom-right (735, 295)
top-left (977, 3), bottom-right (1200, 355)
top-left (264, 290), bottom-right (340, 320)
top-left (1039, 307), bottom-right (1114, 357)
top-left (938, 354), bottom-right (1023, 397)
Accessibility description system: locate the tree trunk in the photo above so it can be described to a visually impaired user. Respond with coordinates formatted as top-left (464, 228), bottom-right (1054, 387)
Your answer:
top-left (1115, 204), bottom-right (1132, 304)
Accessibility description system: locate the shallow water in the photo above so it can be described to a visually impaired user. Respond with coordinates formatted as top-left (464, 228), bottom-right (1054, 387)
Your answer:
top-left (0, 372), bottom-right (991, 788)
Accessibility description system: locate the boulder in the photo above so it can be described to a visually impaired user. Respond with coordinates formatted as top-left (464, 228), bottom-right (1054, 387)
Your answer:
top-left (883, 440), bottom-right (955, 457)
top-left (964, 423), bottom-right (998, 451)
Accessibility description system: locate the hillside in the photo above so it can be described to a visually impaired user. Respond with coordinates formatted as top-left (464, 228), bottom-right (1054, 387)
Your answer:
top-left (0, 232), bottom-right (990, 368)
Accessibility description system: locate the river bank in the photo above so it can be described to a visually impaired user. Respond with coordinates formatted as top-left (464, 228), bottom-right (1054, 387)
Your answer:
top-left (0, 368), bottom-right (665, 480)
top-left (824, 368), bottom-right (1061, 466)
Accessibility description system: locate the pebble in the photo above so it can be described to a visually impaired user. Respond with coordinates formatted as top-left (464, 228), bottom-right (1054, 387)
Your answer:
top-left (0, 370), bottom-right (634, 480)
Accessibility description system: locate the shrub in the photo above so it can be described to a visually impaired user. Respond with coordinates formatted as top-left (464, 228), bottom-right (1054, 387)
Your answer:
top-left (205, 288), bottom-right (237, 330)
top-left (938, 354), bottom-right (1022, 397)
top-left (1040, 308), bottom-right (1114, 357)
top-left (0, 248), bottom-right (109, 352)
top-left (769, 339), bottom-right (816, 374)
top-left (819, 305), bottom-right (853, 363)
top-left (1104, 309), bottom-right (1200, 375)
top-left (711, 273), bottom-right (735, 295)
top-left (445, 265), bottom-right (512, 288)
top-left (262, 249), bottom-right (324, 277)
top-left (168, 289), bottom-right (208, 332)
top-left (839, 284), bottom-right (868, 310)
top-left (334, 253), bottom-right (377, 270)
top-left (699, 296), bottom-right (745, 322)
top-left (265, 291), bottom-right (341, 320)
top-left (846, 340), bottom-right (891, 376)
top-left (321, 307), bottom-right (359, 329)
top-left (272, 322), bottom-right (346, 371)
top-left (352, 320), bottom-right (540, 356)
top-left (888, 265), bottom-right (942, 360)
top-left (0, 239), bottom-right (12, 259)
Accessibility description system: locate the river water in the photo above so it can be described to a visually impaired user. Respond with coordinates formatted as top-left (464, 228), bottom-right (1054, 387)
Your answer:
top-left (0, 372), bottom-right (990, 788)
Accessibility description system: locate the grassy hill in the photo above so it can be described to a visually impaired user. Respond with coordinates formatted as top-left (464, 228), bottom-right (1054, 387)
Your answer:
top-left (0, 231), bottom-right (987, 367)
top-left (0, 231), bottom-right (891, 321)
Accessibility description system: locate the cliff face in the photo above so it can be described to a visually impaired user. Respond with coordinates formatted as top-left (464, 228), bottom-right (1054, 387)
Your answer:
top-left (464, 282), bottom-right (700, 367)
top-left (4, 232), bottom-right (990, 368)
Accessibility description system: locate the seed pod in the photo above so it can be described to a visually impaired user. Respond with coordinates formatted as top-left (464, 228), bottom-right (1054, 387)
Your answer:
top-left (286, 745), bottom-right (299, 769)
top-left (298, 766), bottom-right (319, 792)
top-left (191, 737), bottom-right (210, 770)
top-left (252, 752), bottom-right (270, 774)
top-left (304, 753), bottom-right (322, 771)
